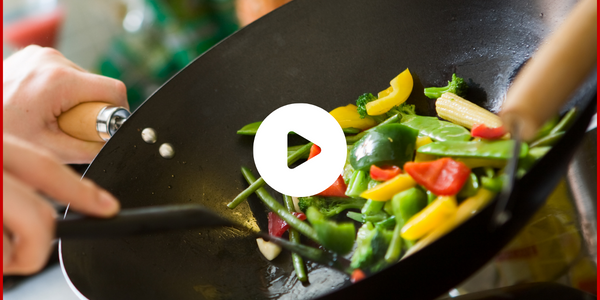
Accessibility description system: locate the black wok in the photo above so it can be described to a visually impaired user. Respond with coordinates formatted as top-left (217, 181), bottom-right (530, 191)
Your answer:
top-left (60, 0), bottom-right (596, 299)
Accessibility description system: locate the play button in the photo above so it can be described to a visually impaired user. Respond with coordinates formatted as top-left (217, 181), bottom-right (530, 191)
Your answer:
top-left (253, 103), bottom-right (347, 197)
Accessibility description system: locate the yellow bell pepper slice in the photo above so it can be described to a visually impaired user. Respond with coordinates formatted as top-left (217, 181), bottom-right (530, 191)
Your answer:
top-left (329, 104), bottom-right (377, 130)
top-left (400, 195), bottom-right (457, 240)
top-left (454, 188), bottom-right (496, 221)
top-left (403, 189), bottom-right (495, 257)
top-left (414, 136), bottom-right (437, 162)
top-left (378, 86), bottom-right (394, 98)
top-left (359, 173), bottom-right (416, 201)
top-left (366, 68), bottom-right (414, 116)
top-left (416, 136), bottom-right (433, 148)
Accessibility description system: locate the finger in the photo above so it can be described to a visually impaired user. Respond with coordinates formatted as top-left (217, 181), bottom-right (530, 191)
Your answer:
top-left (61, 70), bottom-right (129, 111)
top-left (41, 128), bottom-right (105, 164)
top-left (3, 172), bottom-right (56, 275)
top-left (38, 47), bottom-right (87, 73)
top-left (3, 135), bottom-right (119, 217)
top-left (4, 230), bottom-right (13, 267)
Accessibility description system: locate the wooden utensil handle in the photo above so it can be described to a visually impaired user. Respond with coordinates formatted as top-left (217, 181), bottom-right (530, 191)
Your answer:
top-left (58, 102), bottom-right (112, 142)
top-left (501, 0), bottom-right (597, 140)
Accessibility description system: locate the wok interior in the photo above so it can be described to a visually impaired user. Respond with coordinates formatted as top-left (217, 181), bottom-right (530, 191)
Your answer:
top-left (60, 0), bottom-right (590, 299)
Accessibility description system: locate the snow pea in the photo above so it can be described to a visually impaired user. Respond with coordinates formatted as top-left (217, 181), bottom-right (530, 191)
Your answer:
top-left (236, 121), bottom-right (262, 135)
top-left (401, 115), bottom-right (471, 142)
top-left (350, 123), bottom-right (418, 171)
top-left (417, 140), bottom-right (529, 159)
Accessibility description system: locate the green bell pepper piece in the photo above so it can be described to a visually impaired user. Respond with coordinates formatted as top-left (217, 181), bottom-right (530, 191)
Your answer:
top-left (457, 173), bottom-right (479, 198)
top-left (426, 190), bottom-right (437, 204)
top-left (350, 123), bottom-right (418, 171)
top-left (384, 187), bottom-right (427, 263)
top-left (306, 207), bottom-right (355, 255)
top-left (418, 140), bottom-right (529, 159)
top-left (401, 115), bottom-right (471, 142)
top-left (481, 175), bottom-right (504, 193)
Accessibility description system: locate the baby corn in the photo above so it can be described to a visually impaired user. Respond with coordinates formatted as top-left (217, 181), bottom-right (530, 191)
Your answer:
top-left (436, 92), bottom-right (503, 129)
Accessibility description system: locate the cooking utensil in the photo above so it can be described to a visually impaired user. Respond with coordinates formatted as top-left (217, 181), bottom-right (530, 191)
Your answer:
top-left (60, 0), bottom-right (596, 299)
top-left (57, 102), bottom-right (130, 142)
top-left (56, 204), bottom-right (353, 275)
top-left (490, 124), bottom-right (521, 228)
top-left (500, 0), bottom-right (597, 140)
top-left (56, 204), bottom-right (236, 239)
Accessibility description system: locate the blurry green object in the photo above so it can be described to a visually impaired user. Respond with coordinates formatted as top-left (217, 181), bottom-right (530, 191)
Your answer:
top-left (99, 0), bottom-right (239, 109)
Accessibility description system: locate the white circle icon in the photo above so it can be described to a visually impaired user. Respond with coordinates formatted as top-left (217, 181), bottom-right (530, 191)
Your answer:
top-left (253, 103), bottom-right (347, 197)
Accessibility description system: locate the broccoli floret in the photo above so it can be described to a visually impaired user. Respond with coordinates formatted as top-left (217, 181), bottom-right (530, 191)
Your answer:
top-left (356, 93), bottom-right (378, 118)
top-left (297, 196), bottom-right (366, 217)
top-left (350, 222), bottom-right (394, 273)
top-left (385, 102), bottom-right (416, 120)
top-left (423, 74), bottom-right (468, 99)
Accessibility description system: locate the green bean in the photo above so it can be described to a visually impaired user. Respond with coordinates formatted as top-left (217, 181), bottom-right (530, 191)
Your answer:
top-left (549, 107), bottom-right (577, 135)
top-left (228, 143), bottom-right (312, 208)
top-left (284, 195), bottom-right (308, 283)
top-left (529, 131), bottom-right (564, 148)
top-left (375, 215), bottom-right (396, 230)
top-left (385, 188), bottom-right (427, 263)
top-left (385, 222), bottom-right (403, 263)
top-left (240, 167), bottom-right (319, 242)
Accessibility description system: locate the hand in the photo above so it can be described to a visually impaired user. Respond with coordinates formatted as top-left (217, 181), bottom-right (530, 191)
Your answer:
top-left (3, 134), bottom-right (120, 275)
top-left (3, 45), bottom-right (129, 164)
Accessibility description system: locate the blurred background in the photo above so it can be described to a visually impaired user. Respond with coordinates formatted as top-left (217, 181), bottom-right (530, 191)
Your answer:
top-left (3, 0), bottom-right (290, 110)
top-left (2, 0), bottom-right (596, 299)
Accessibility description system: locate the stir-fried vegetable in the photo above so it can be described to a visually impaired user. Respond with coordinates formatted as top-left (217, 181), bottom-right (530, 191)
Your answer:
top-left (230, 70), bottom-right (569, 283)
top-left (365, 69), bottom-right (414, 116)
top-left (350, 124), bottom-right (418, 171)
top-left (424, 74), bottom-right (468, 99)
top-left (306, 207), bottom-right (356, 255)
top-left (297, 196), bottom-right (366, 217)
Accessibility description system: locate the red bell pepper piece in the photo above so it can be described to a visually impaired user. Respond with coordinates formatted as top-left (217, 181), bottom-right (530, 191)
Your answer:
top-left (471, 123), bottom-right (506, 140)
top-left (317, 175), bottom-right (348, 197)
top-left (351, 269), bottom-right (366, 283)
top-left (307, 144), bottom-right (348, 197)
top-left (403, 158), bottom-right (471, 196)
top-left (369, 165), bottom-right (402, 181)
top-left (268, 211), bottom-right (307, 237)
top-left (308, 144), bottom-right (321, 160)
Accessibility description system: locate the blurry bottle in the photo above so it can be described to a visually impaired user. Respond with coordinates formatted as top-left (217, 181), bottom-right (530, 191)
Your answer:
top-left (3, 0), bottom-right (65, 48)
top-left (493, 179), bottom-right (596, 294)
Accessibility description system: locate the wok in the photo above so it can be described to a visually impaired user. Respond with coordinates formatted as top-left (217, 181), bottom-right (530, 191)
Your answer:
top-left (60, 0), bottom-right (596, 299)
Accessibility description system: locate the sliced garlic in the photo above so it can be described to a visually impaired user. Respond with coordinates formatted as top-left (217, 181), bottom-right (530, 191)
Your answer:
top-left (292, 196), bottom-right (301, 213)
top-left (256, 238), bottom-right (282, 261)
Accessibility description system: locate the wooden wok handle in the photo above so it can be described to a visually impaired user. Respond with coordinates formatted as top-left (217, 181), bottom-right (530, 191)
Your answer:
top-left (500, 0), bottom-right (597, 140)
top-left (58, 102), bottom-right (130, 142)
